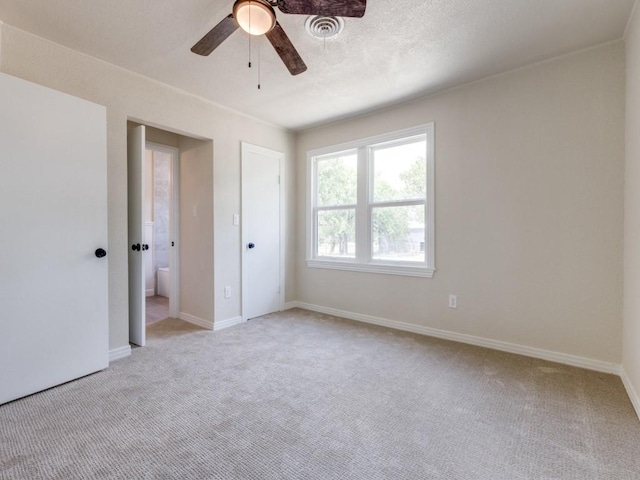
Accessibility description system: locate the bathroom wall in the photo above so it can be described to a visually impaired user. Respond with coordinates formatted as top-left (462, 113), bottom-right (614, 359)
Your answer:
top-left (144, 126), bottom-right (179, 293)
top-left (144, 150), bottom-right (153, 223)
top-left (153, 150), bottom-right (171, 272)
top-left (143, 148), bottom-right (155, 295)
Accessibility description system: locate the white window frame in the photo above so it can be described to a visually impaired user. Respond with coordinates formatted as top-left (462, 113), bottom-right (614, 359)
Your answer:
top-left (306, 123), bottom-right (435, 278)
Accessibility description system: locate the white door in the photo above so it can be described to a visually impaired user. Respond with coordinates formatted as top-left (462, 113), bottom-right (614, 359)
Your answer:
top-left (128, 125), bottom-right (146, 346)
top-left (241, 143), bottom-right (283, 320)
top-left (0, 73), bottom-right (108, 405)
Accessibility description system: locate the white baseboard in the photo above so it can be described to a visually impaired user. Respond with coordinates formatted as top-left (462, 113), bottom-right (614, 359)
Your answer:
top-left (283, 301), bottom-right (300, 311)
top-left (146, 289), bottom-right (155, 297)
top-left (179, 312), bottom-right (213, 330)
top-left (290, 301), bottom-right (621, 375)
top-left (109, 345), bottom-right (131, 363)
top-left (213, 316), bottom-right (245, 331)
top-left (620, 367), bottom-right (640, 421)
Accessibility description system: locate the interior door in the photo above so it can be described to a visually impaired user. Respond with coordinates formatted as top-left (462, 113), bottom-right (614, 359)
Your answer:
top-left (242, 143), bottom-right (283, 320)
top-left (127, 125), bottom-right (146, 346)
top-left (0, 72), bottom-right (108, 405)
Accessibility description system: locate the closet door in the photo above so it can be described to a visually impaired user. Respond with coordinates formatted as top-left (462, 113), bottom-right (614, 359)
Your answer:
top-left (0, 73), bottom-right (108, 405)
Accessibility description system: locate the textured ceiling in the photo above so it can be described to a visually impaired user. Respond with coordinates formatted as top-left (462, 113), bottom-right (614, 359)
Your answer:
top-left (0, 0), bottom-right (635, 130)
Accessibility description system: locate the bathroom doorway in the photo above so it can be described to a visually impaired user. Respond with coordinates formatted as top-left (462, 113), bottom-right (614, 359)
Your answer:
top-left (129, 122), bottom-right (212, 344)
top-left (145, 142), bottom-right (179, 324)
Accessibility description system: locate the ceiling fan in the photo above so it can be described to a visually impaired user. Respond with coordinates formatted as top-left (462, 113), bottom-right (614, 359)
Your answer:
top-left (191, 0), bottom-right (367, 76)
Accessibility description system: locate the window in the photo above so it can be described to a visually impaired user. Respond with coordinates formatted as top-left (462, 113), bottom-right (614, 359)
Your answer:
top-left (307, 124), bottom-right (435, 277)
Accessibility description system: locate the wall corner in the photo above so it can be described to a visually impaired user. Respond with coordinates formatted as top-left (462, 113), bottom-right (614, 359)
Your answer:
top-left (624, 0), bottom-right (639, 40)
top-left (621, 367), bottom-right (640, 421)
top-left (623, 0), bottom-right (640, 424)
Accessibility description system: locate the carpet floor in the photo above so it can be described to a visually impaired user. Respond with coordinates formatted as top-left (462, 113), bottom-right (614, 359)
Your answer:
top-left (1, 308), bottom-right (639, 479)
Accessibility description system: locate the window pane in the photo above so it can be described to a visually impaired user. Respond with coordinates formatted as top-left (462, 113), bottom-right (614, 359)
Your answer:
top-left (317, 209), bottom-right (356, 258)
top-left (372, 205), bottom-right (425, 262)
top-left (372, 138), bottom-right (426, 202)
top-left (317, 153), bottom-right (357, 206)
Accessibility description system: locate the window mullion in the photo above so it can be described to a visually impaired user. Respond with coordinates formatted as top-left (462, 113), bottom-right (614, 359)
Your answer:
top-left (370, 199), bottom-right (425, 209)
top-left (356, 146), bottom-right (369, 263)
top-left (316, 204), bottom-right (357, 212)
top-left (309, 157), bottom-right (317, 259)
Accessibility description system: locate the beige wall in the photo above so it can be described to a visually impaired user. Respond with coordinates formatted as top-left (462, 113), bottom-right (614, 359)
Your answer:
top-left (179, 137), bottom-right (214, 322)
top-left (0, 19), bottom-right (629, 371)
top-left (0, 24), bottom-right (296, 351)
top-left (296, 42), bottom-right (625, 364)
top-left (146, 126), bottom-right (179, 148)
top-left (624, 6), bottom-right (640, 409)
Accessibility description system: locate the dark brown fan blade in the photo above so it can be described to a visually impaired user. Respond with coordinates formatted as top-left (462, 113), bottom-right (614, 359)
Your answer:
top-left (265, 22), bottom-right (307, 76)
top-left (191, 14), bottom-right (239, 56)
top-left (277, 0), bottom-right (366, 18)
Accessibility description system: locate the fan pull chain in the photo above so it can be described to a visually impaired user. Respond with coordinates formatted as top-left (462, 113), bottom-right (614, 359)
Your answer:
top-left (248, 1), bottom-right (252, 68)
top-left (257, 42), bottom-right (261, 90)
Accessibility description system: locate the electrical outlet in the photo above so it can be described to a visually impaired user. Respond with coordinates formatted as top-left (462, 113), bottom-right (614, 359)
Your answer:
top-left (449, 295), bottom-right (457, 309)
top-left (233, 214), bottom-right (240, 226)
top-left (224, 286), bottom-right (231, 299)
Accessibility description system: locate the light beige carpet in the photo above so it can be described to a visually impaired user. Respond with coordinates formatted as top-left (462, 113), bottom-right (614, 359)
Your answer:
top-left (1, 308), bottom-right (639, 479)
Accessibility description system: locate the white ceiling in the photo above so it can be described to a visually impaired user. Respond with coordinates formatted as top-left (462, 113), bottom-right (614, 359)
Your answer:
top-left (0, 0), bottom-right (635, 131)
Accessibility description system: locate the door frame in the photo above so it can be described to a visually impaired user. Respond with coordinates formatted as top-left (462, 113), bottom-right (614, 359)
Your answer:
top-left (146, 142), bottom-right (180, 319)
top-left (241, 142), bottom-right (285, 321)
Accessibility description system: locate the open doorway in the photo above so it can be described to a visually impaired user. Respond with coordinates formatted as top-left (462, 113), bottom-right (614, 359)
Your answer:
top-left (128, 124), bottom-right (181, 346)
top-left (145, 143), bottom-right (178, 325)
top-left (128, 122), bottom-right (214, 347)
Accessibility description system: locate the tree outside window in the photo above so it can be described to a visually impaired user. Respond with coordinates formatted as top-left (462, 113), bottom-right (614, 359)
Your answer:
top-left (308, 124), bottom-right (435, 278)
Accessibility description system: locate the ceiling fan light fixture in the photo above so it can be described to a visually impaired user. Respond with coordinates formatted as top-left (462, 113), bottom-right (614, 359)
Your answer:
top-left (233, 0), bottom-right (276, 36)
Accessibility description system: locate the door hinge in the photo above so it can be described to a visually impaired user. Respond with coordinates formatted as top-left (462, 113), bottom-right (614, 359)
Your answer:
top-left (277, 175), bottom-right (280, 184)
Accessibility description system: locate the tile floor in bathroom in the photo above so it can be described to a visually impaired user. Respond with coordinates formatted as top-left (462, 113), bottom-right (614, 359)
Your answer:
top-left (146, 295), bottom-right (169, 324)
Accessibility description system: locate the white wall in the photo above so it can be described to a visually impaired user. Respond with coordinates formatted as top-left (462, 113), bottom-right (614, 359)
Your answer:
top-left (296, 42), bottom-right (625, 364)
top-left (624, 5), bottom-right (640, 413)
top-left (0, 23), bottom-right (297, 351)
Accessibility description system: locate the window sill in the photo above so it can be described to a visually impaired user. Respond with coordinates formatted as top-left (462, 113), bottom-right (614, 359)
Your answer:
top-left (306, 259), bottom-right (435, 278)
